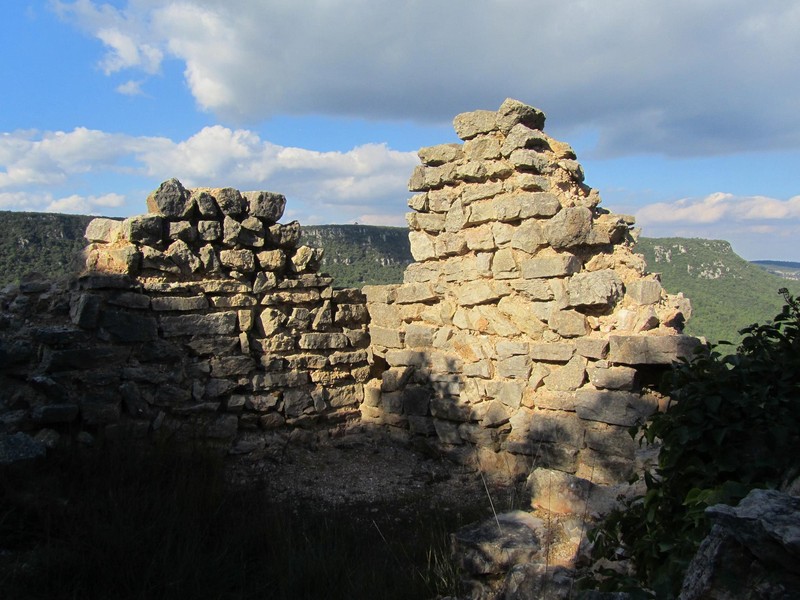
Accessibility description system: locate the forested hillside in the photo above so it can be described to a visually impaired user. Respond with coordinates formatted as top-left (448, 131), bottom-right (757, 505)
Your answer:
top-left (1, 212), bottom-right (796, 344)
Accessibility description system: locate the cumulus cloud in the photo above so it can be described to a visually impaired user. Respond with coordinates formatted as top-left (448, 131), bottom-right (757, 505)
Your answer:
top-left (52, 0), bottom-right (800, 156)
top-left (635, 193), bottom-right (800, 260)
top-left (116, 79), bottom-right (146, 96)
top-left (0, 126), bottom-right (418, 223)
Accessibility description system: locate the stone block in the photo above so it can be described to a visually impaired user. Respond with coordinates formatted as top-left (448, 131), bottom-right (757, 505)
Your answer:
top-left (85, 218), bottom-right (122, 243)
top-left (575, 337), bottom-right (609, 359)
top-left (433, 419), bottom-right (463, 444)
top-left (298, 333), bottom-right (349, 350)
top-left (574, 389), bottom-right (658, 427)
top-left (394, 283), bottom-right (437, 304)
top-left (568, 269), bottom-right (624, 307)
top-left (210, 356), bottom-right (255, 377)
top-left (99, 310), bottom-right (159, 342)
top-left (418, 143), bottom-right (462, 165)
top-left (497, 98), bottom-right (546, 133)
top-left (608, 334), bottom-right (703, 365)
top-left (509, 149), bottom-right (551, 173)
top-left (122, 215), bottom-right (163, 245)
top-left (243, 190), bottom-right (286, 223)
top-left (197, 220), bottom-right (221, 241)
top-left (160, 312), bottom-right (237, 337)
top-left (588, 365), bottom-right (637, 390)
top-left (453, 109), bottom-right (497, 140)
top-left (219, 249), bottom-right (255, 272)
top-left (519, 253), bottom-right (581, 279)
top-left (626, 278), bottom-right (664, 305)
top-left (545, 207), bottom-right (593, 249)
top-left (165, 239), bottom-right (201, 274)
top-left (151, 295), bottom-right (208, 311)
top-left (528, 342), bottom-right (575, 362)
top-left (454, 280), bottom-right (511, 307)
top-left (549, 309), bottom-right (589, 338)
top-left (500, 123), bottom-right (550, 156)
top-left (543, 356), bottom-right (587, 391)
top-left (146, 178), bottom-right (191, 217)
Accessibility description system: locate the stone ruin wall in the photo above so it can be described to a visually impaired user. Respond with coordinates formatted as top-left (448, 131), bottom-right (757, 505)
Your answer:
top-left (1, 99), bottom-right (699, 511)
top-left (362, 99), bottom-right (699, 509)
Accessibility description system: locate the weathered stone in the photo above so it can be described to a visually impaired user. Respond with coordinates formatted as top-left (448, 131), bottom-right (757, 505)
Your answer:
top-left (212, 187), bottom-right (247, 216)
top-left (453, 510), bottom-right (542, 575)
top-left (210, 355), bottom-right (255, 377)
top-left (546, 207), bottom-right (593, 249)
top-left (243, 190), bottom-right (286, 223)
top-left (197, 220), bottom-right (221, 241)
top-left (146, 178), bottom-right (191, 217)
top-left (455, 280), bottom-right (511, 307)
top-left (529, 342), bottom-right (575, 362)
top-left (85, 218), bottom-right (122, 243)
top-left (219, 249), bottom-right (255, 272)
top-left (418, 143), bottom-right (462, 165)
top-left (84, 243), bottom-right (141, 275)
top-left (550, 309), bottom-right (589, 338)
top-left (298, 333), bottom-right (349, 350)
top-left (575, 337), bottom-right (609, 359)
top-left (150, 295), bottom-right (208, 311)
top-left (168, 221), bottom-right (197, 243)
top-left (464, 136), bottom-right (501, 161)
top-left (588, 365), bottom-right (637, 390)
top-left (574, 389), bottom-right (658, 427)
top-left (528, 469), bottom-right (616, 517)
top-left (165, 239), bottom-right (201, 274)
top-left (190, 189), bottom-right (219, 217)
top-left (544, 355), bottom-right (587, 391)
top-left (496, 98), bottom-right (546, 133)
top-left (140, 246), bottom-right (179, 274)
top-left (394, 283), bottom-right (437, 304)
top-left (453, 110), bottom-right (497, 140)
top-left (520, 253), bottom-right (581, 279)
top-left (509, 149), bottom-right (551, 173)
top-left (99, 310), bottom-right (159, 342)
top-left (268, 221), bottom-right (301, 248)
top-left (608, 335), bottom-right (703, 365)
top-left (160, 312), bottom-right (237, 337)
top-left (626, 278), bottom-right (663, 305)
top-left (568, 269), bottom-right (624, 307)
top-left (291, 245), bottom-right (318, 272)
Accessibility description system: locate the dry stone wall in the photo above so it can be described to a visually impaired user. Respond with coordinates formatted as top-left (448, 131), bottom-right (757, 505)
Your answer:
top-left (1, 180), bottom-right (371, 458)
top-left (363, 99), bottom-right (699, 503)
top-left (2, 100), bottom-right (698, 514)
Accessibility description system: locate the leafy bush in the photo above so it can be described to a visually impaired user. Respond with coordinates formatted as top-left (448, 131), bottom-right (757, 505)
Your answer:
top-left (586, 290), bottom-right (800, 598)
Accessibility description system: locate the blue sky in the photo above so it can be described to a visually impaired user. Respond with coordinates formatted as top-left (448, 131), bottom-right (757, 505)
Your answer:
top-left (2, 1), bottom-right (800, 261)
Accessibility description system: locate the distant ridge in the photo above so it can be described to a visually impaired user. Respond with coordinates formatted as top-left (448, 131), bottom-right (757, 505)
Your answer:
top-left (2, 212), bottom-right (798, 343)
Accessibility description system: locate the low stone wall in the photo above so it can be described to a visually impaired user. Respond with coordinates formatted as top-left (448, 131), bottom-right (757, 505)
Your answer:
top-left (1, 181), bottom-right (371, 456)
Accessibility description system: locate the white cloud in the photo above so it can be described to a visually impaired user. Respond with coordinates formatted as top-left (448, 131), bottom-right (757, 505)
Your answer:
top-left (635, 193), bottom-right (800, 260)
top-left (116, 79), bottom-right (145, 96)
top-left (0, 126), bottom-right (417, 224)
top-left (52, 0), bottom-right (800, 156)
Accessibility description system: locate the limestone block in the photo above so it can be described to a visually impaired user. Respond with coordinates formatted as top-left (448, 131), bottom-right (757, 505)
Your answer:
top-left (298, 332), bottom-right (349, 350)
top-left (500, 123), bottom-right (551, 156)
top-left (219, 249), bottom-right (256, 272)
top-left (168, 221), bottom-right (197, 243)
top-left (510, 279), bottom-right (553, 302)
top-left (210, 355), bottom-right (255, 377)
top-left (418, 143), bottom-right (463, 165)
top-left (407, 193), bottom-right (428, 211)
top-left (434, 232), bottom-right (469, 256)
top-left (242, 190), bottom-right (286, 223)
top-left (577, 447), bottom-right (637, 485)
top-left (497, 355), bottom-right (532, 379)
top-left (491, 222), bottom-right (514, 245)
top-left (545, 207), bottom-right (593, 249)
top-left (463, 136), bottom-right (501, 161)
top-left (85, 218), bottom-right (122, 243)
top-left (84, 243), bottom-right (141, 276)
top-left (408, 416), bottom-right (436, 435)
top-left (575, 337), bottom-right (609, 359)
top-left (568, 269), bottom-right (624, 307)
top-left (427, 187), bottom-right (458, 212)
top-left (528, 469), bottom-right (615, 517)
top-left (454, 280), bottom-right (511, 307)
top-left (408, 230), bottom-right (436, 261)
top-left (558, 159), bottom-right (585, 182)
top-left (99, 310), bottom-right (158, 342)
top-left (513, 173), bottom-right (550, 192)
top-left (510, 220), bottom-right (546, 254)
top-left (165, 239), bottom-right (201, 274)
top-left (256, 307), bottom-right (285, 336)
top-left (430, 397), bottom-right (472, 421)
top-left (527, 409), bottom-right (585, 447)
top-left (291, 245), bottom-right (318, 272)
top-left (108, 291), bottom-right (150, 310)
top-left (608, 334), bottom-right (702, 365)
top-left (497, 98), bottom-right (546, 133)
top-left (626, 278), bottom-right (663, 305)
top-left (190, 189), bottom-right (219, 217)
top-left (452, 510), bottom-right (542, 578)
top-left (434, 419), bottom-right (463, 444)
top-left (584, 422), bottom-right (637, 459)
top-left (252, 272), bottom-right (277, 294)
top-left (209, 294), bottom-right (258, 308)
top-left (574, 389), bottom-right (658, 427)
top-left (327, 384), bottom-right (363, 408)
top-left (403, 323), bottom-right (434, 348)
top-left (543, 355), bottom-right (587, 391)
top-left (146, 178), bottom-right (191, 217)
top-left (490, 248), bottom-right (517, 280)
top-left (122, 215), bottom-right (163, 245)
top-left (267, 221), bottom-right (301, 248)
top-left (549, 309), bottom-right (589, 338)
top-left (529, 342), bottom-right (575, 362)
top-left (160, 312), bottom-right (237, 337)
top-left (411, 212), bottom-right (446, 233)
top-left (222, 215), bottom-right (241, 246)
top-left (197, 220), bottom-right (221, 241)
top-left (463, 359), bottom-right (492, 378)
top-left (252, 371), bottom-right (310, 389)
top-left (495, 340), bottom-right (529, 358)
top-left (509, 149), bottom-right (551, 173)
top-left (394, 283), bottom-right (437, 304)
top-left (212, 187), bottom-right (247, 216)
top-left (151, 295), bottom-right (208, 311)
top-left (463, 225), bottom-right (495, 251)
top-left (461, 181), bottom-right (504, 205)
top-left (454, 161), bottom-right (487, 183)
top-left (519, 253), bottom-right (581, 279)
top-left (496, 296), bottom-right (547, 337)
top-left (408, 165), bottom-right (427, 192)
top-left (453, 109), bottom-right (497, 140)
top-left (283, 389), bottom-right (313, 418)
top-left (588, 364), bottom-right (637, 390)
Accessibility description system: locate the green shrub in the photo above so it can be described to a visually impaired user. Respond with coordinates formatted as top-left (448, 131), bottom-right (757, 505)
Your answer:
top-left (586, 290), bottom-right (800, 598)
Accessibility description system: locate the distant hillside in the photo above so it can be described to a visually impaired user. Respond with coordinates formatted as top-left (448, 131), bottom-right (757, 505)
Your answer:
top-left (0, 211), bottom-right (93, 285)
top-left (751, 260), bottom-right (800, 281)
top-left (300, 225), bottom-right (412, 288)
top-left (635, 238), bottom-right (800, 343)
top-left (1, 212), bottom-right (796, 344)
